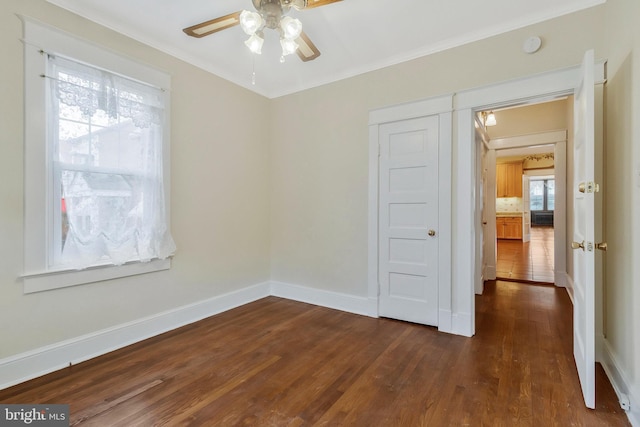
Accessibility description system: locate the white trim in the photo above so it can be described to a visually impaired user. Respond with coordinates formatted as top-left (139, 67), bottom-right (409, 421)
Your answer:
top-left (451, 312), bottom-right (474, 338)
top-left (367, 123), bottom-right (380, 316)
top-left (455, 108), bottom-right (477, 337)
top-left (0, 281), bottom-right (271, 390)
top-left (455, 59), bottom-right (605, 340)
top-left (45, 0), bottom-right (606, 99)
top-left (0, 280), bottom-right (378, 390)
top-left (565, 273), bottom-right (575, 305)
top-left (20, 16), bottom-right (170, 89)
top-left (456, 60), bottom-right (606, 110)
top-left (269, 281), bottom-right (372, 317)
top-left (368, 95), bottom-right (454, 334)
top-left (601, 340), bottom-right (640, 426)
top-left (369, 94), bottom-right (453, 125)
top-left (23, 259), bottom-right (171, 294)
top-left (437, 112), bottom-right (453, 333)
top-left (489, 130), bottom-right (567, 150)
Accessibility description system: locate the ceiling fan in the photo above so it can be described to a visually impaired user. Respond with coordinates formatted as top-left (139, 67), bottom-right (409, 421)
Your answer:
top-left (183, 0), bottom-right (343, 62)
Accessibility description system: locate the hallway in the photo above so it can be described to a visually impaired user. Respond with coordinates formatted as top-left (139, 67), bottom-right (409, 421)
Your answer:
top-left (497, 226), bottom-right (554, 283)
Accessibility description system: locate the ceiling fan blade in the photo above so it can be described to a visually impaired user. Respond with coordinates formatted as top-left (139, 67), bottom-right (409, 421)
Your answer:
top-left (305, 0), bottom-right (342, 9)
top-left (296, 31), bottom-right (321, 62)
top-left (183, 11), bottom-right (242, 38)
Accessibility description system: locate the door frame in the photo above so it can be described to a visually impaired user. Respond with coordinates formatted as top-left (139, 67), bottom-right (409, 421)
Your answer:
top-left (455, 61), bottom-right (606, 337)
top-left (367, 94), bottom-right (454, 333)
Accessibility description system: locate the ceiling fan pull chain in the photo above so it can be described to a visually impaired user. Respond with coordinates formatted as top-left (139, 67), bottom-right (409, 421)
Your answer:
top-left (252, 55), bottom-right (257, 85)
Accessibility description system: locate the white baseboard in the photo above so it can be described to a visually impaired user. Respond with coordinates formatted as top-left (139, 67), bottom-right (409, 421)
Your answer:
top-left (601, 339), bottom-right (639, 426)
top-left (269, 280), bottom-right (373, 317)
top-left (0, 281), bottom-right (375, 391)
top-left (564, 273), bottom-right (575, 305)
top-left (0, 281), bottom-right (271, 390)
top-left (555, 270), bottom-right (568, 288)
top-left (438, 309), bottom-right (453, 334)
top-left (484, 265), bottom-right (496, 281)
top-left (451, 312), bottom-right (474, 337)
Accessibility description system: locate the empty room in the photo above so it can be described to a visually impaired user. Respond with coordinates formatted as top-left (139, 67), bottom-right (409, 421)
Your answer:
top-left (1, 0), bottom-right (639, 425)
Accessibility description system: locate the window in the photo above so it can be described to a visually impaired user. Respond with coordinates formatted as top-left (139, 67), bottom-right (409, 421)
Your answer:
top-left (530, 179), bottom-right (555, 211)
top-left (23, 18), bottom-right (175, 293)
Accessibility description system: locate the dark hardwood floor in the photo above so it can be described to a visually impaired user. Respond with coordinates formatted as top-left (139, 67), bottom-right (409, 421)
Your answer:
top-left (497, 226), bottom-right (555, 283)
top-left (0, 282), bottom-right (629, 426)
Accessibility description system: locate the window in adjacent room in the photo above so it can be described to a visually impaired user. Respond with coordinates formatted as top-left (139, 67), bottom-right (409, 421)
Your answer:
top-left (530, 178), bottom-right (555, 211)
top-left (22, 18), bottom-right (175, 293)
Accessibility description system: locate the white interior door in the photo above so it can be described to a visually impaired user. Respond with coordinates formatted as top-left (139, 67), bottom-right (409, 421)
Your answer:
top-left (379, 116), bottom-right (439, 326)
top-left (572, 49), bottom-right (596, 409)
top-left (522, 175), bottom-right (531, 243)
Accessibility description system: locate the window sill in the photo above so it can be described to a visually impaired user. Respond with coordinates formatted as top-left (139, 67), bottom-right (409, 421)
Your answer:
top-left (22, 258), bottom-right (171, 294)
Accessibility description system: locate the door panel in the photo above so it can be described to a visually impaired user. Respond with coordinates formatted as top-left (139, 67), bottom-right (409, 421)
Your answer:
top-left (379, 116), bottom-right (439, 326)
top-left (573, 49), bottom-right (596, 409)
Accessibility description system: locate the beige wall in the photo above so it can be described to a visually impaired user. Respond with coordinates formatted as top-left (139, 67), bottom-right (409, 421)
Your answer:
top-left (0, 1), bottom-right (271, 358)
top-left (487, 99), bottom-right (569, 140)
top-left (2, 0), bottom-right (638, 413)
top-left (604, 0), bottom-right (640, 408)
top-left (270, 7), bottom-right (605, 295)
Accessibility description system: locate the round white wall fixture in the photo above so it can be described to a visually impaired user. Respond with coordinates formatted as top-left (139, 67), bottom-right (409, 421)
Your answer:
top-left (523, 36), bottom-right (542, 54)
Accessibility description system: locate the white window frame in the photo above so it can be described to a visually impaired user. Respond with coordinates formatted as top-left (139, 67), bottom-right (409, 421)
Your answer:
top-left (21, 17), bottom-right (172, 293)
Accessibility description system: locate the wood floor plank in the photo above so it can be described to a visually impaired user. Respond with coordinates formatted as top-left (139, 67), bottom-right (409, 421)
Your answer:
top-left (0, 285), bottom-right (630, 426)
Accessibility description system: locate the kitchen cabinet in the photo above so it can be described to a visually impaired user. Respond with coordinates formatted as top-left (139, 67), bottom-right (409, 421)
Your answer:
top-left (496, 162), bottom-right (523, 197)
top-left (496, 216), bottom-right (523, 240)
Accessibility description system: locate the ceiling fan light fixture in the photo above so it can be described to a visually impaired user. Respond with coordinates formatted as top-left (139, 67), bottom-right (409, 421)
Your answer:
top-left (280, 16), bottom-right (302, 40)
top-left (245, 33), bottom-right (265, 54)
top-left (280, 37), bottom-right (299, 56)
top-left (240, 10), bottom-right (263, 35)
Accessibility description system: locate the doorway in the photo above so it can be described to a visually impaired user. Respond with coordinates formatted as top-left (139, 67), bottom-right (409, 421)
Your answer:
top-left (481, 99), bottom-right (570, 286)
top-left (496, 160), bottom-right (557, 283)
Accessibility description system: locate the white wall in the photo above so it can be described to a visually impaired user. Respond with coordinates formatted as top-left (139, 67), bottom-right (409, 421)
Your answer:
top-left (603, 0), bottom-right (640, 422)
top-left (0, 0), bottom-right (271, 359)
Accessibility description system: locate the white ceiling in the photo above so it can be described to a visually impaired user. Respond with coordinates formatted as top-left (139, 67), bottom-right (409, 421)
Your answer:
top-left (46, 0), bottom-right (604, 98)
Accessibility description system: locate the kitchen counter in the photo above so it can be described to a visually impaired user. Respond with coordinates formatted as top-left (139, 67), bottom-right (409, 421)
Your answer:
top-left (496, 212), bottom-right (523, 217)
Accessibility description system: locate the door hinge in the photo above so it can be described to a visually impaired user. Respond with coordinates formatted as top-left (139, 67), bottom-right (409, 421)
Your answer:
top-left (579, 181), bottom-right (600, 193)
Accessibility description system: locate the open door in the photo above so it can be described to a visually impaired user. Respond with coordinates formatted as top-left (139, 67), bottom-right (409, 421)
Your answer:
top-left (522, 175), bottom-right (531, 243)
top-left (572, 49), bottom-right (596, 409)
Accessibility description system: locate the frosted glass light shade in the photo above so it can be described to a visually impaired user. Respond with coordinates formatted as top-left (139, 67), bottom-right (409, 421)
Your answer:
top-left (485, 111), bottom-right (497, 126)
top-left (245, 33), bottom-right (264, 54)
top-left (280, 16), bottom-right (302, 40)
top-left (240, 10), bottom-right (263, 35)
top-left (280, 37), bottom-right (299, 56)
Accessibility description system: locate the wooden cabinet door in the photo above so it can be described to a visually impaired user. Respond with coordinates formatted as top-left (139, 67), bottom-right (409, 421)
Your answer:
top-left (496, 164), bottom-right (508, 197)
top-left (496, 218), bottom-right (505, 239)
top-left (507, 163), bottom-right (523, 197)
top-left (503, 217), bottom-right (522, 239)
top-left (496, 162), bottom-right (523, 197)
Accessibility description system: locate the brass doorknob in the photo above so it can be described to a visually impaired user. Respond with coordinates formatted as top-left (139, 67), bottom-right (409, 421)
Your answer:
top-left (428, 230), bottom-right (436, 237)
top-left (571, 241), bottom-right (585, 251)
top-left (596, 242), bottom-right (608, 251)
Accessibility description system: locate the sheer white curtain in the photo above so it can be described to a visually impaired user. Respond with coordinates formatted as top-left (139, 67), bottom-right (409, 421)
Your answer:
top-left (49, 55), bottom-right (175, 269)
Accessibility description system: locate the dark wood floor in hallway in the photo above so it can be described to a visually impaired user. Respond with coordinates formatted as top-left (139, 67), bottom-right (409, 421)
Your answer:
top-left (0, 283), bottom-right (629, 426)
top-left (497, 225), bottom-right (555, 283)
